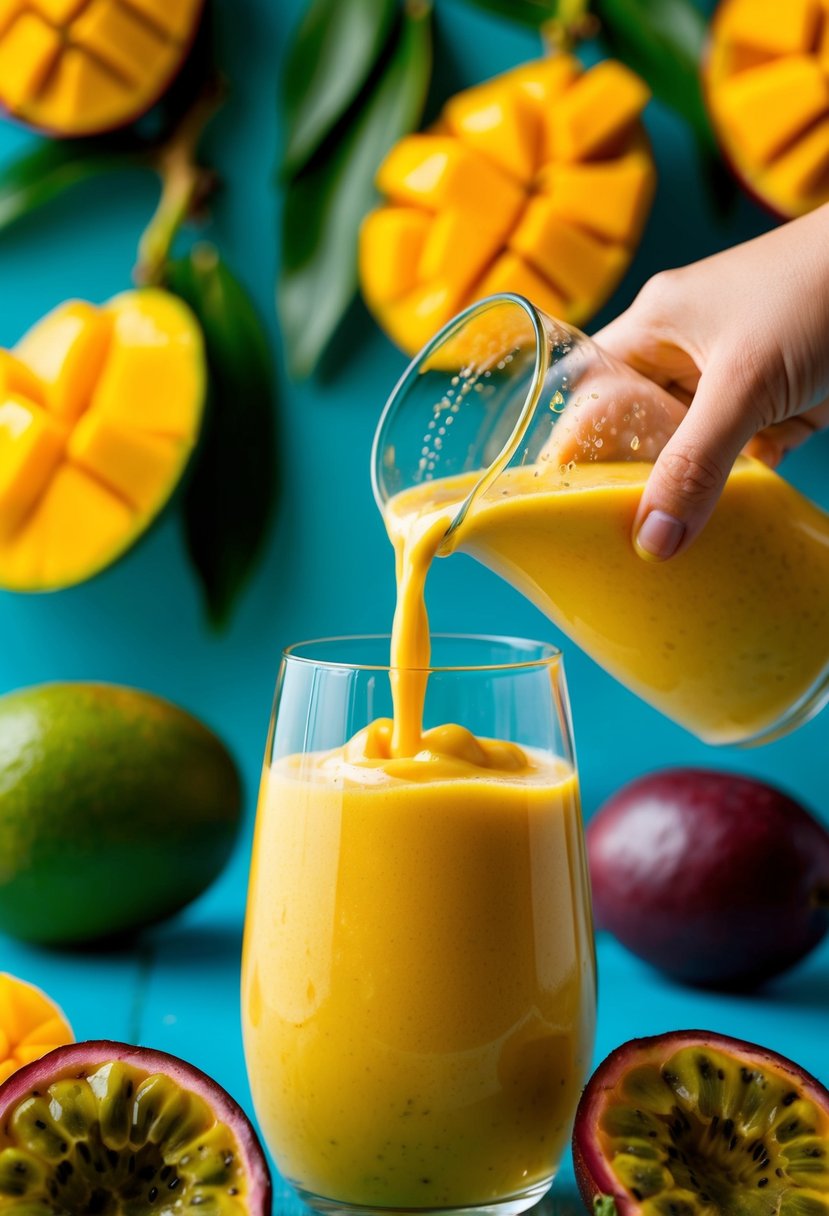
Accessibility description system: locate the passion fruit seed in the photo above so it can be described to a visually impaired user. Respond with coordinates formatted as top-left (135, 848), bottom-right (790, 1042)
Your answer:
top-left (0, 1061), bottom-right (248, 1214)
top-left (599, 1046), bottom-right (829, 1216)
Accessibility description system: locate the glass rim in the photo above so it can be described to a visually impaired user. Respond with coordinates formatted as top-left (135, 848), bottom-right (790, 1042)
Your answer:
top-left (370, 293), bottom-right (550, 537)
top-left (281, 633), bottom-right (562, 674)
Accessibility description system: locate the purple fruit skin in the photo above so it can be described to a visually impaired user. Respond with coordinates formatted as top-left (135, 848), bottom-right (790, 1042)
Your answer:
top-left (0, 1040), bottom-right (272, 1215)
top-left (587, 768), bottom-right (829, 988)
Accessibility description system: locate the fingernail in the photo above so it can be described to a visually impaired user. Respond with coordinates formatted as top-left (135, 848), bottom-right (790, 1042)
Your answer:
top-left (635, 510), bottom-right (686, 561)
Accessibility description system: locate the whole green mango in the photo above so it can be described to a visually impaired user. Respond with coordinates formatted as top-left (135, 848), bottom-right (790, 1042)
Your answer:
top-left (0, 682), bottom-right (242, 945)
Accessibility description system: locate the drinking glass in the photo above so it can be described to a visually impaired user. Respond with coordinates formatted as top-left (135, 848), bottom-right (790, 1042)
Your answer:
top-left (371, 293), bottom-right (829, 745)
top-left (242, 634), bottom-right (596, 1216)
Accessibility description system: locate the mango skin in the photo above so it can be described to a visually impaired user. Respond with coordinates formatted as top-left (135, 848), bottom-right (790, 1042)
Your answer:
top-left (0, 683), bottom-right (242, 946)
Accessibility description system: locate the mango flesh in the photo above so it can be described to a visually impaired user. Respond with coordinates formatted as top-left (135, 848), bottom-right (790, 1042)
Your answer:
top-left (706, 0), bottom-right (829, 217)
top-left (0, 683), bottom-right (242, 946)
top-left (0, 974), bottom-right (74, 1086)
top-left (0, 289), bottom-right (205, 593)
top-left (360, 55), bottom-right (656, 355)
top-left (0, 0), bottom-right (203, 137)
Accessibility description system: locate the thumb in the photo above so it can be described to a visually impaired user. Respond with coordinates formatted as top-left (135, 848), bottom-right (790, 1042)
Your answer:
top-left (633, 363), bottom-right (760, 561)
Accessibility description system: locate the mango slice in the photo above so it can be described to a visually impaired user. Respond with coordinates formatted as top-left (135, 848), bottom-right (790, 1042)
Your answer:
top-left (706, 0), bottom-right (829, 217)
top-left (0, 974), bottom-right (74, 1087)
top-left (0, 0), bottom-right (203, 137)
top-left (361, 55), bottom-right (654, 356)
top-left (0, 289), bottom-right (205, 593)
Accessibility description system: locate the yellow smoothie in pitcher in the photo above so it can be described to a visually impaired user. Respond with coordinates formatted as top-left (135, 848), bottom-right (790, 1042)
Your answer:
top-left (387, 457), bottom-right (829, 745)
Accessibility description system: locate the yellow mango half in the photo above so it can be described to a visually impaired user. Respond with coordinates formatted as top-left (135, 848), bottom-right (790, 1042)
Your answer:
top-left (705, 0), bottom-right (829, 217)
top-left (0, 0), bottom-right (203, 137)
top-left (0, 974), bottom-right (73, 1087)
top-left (361, 55), bottom-right (654, 356)
top-left (0, 289), bottom-right (205, 593)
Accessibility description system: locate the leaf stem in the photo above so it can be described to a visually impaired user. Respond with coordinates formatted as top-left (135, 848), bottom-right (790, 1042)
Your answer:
top-left (540, 0), bottom-right (597, 52)
top-left (134, 74), bottom-right (225, 287)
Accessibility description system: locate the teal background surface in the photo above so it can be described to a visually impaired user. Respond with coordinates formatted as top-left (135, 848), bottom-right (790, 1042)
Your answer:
top-left (1, 1), bottom-right (828, 1211)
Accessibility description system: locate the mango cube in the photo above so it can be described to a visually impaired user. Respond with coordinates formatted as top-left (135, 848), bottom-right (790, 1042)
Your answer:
top-left (0, 12), bottom-right (59, 107)
top-left (444, 82), bottom-right (540, 182)
top-left (717, 0), bottom-right (819, 54)
top-left (377, 136), bottom-right (524, 234)
top-left (418, 210), bottom-right (504, 297)
top-left (540, 147), bottom-right (656, 244)
top-left (69, 414), bottom-right (184, 513)
top-left (23, 465), bottom-right (133, 590)
top-left (72, 0), bottom-right (179, 86)
top-left (92, 290), bottom-right (204, 437)
top-left (359, 209), bottom-right (431, 307)
top-left (474, 253), bottom-right (566, 322)
top-left (15, 301), bottom-right (112, 423)
top-left (0, 396), bottom-right (65, 536)
top-left (549, 61), bottom-right (650, 160)
top-left (510, 202), bottom-right (628, 307)
top-left (716, 57), bottom-right (829, 166)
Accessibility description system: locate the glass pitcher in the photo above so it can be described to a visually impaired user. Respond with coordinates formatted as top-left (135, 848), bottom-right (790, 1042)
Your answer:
top-left (371, 293), bottom-right (829, 746)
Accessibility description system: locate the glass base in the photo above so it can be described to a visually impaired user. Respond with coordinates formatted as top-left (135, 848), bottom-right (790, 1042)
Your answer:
top-left (292, 1176), bottom-right (554, 1216)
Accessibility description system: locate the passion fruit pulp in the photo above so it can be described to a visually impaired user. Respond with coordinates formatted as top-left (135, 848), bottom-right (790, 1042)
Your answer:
top-left (0, 1040), bottom-right (271, 1215)
top-left (573, 1031), bottom-right (829, 1216)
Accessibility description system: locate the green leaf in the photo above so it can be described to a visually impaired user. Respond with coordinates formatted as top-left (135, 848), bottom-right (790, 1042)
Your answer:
top-left (450, 0), bottom-right (558, 27)
top-left (0, 138), bottom-right (142, 234)
top-left (593, 0), bottom-right (713, 145)
top-left (278, 4), bottom-right (432, 379)
top-left (167, 246), bottom-right (279, 627)
top-left (281, 0), bottom-right (398, 180)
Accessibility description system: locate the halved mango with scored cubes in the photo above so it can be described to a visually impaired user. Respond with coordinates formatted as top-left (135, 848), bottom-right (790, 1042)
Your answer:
top-left (360, 55), bottom-right (656, 355)
top-left (0, 289), bottom-right (205, 592)
top-left (0, 0), bottom-right (204, 137)
top-left (705, 0), bottom-right (829, 217)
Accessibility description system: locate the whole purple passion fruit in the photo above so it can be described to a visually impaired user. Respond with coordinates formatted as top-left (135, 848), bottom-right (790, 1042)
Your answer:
top-left (0, 1040), bottom-right (271, 1214)
top-left (573, 1030), bottom-right (829, 1216)
top-left (587, 768), bottom-right (829, 988)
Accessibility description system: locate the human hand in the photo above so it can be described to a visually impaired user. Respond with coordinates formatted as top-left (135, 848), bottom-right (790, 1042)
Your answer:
top-left (593, 204), bottom-right (829, 560)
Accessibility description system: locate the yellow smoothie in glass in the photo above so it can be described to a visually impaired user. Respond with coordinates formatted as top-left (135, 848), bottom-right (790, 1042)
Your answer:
top-left (386, 457), bottom-right (829, 745)
top-left (242, 464), bottom-right (596, 1208)
top-left (244, 725), bottom-right (594, 1208)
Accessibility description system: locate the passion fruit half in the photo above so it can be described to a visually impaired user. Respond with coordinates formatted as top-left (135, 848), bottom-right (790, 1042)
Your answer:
top-left (0, 1040), bottom-right (271, 1214)
top-left (573, 1031), bottom-right (829, 1216)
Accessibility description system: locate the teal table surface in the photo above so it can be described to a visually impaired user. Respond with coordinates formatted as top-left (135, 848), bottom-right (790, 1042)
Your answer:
top-left (0, 2), bottom-right (828, 1214)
